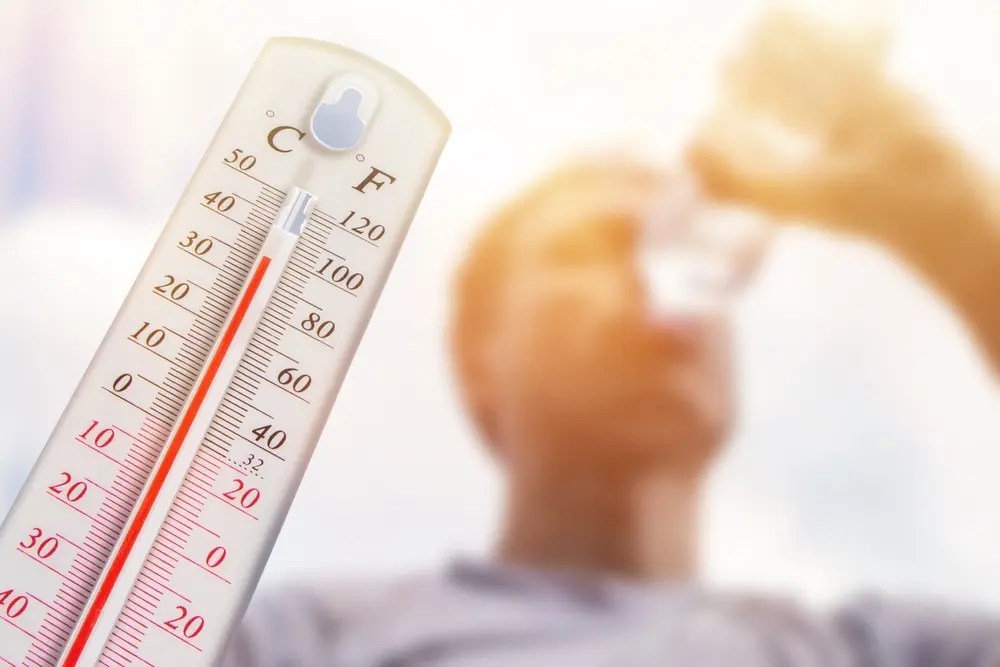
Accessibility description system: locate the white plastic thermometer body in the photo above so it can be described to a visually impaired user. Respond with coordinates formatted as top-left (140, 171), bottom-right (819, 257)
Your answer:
top-left (0, 38), bottom-right (448, 667)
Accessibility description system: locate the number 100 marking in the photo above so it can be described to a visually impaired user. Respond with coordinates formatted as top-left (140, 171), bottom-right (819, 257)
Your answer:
top-left (317, 258), bottom-right (364, 291)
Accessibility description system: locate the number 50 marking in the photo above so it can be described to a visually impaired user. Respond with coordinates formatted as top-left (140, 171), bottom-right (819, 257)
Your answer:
top-left (224, 148), bottom-right (256, 172)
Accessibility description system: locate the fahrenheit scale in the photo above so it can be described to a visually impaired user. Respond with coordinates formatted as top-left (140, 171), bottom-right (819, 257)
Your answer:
top-left (0, 38), bottom-right (449, 666)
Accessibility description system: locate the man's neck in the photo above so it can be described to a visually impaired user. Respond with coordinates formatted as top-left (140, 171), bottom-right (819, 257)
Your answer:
top-left (497, 458), bottom-right (702, 582)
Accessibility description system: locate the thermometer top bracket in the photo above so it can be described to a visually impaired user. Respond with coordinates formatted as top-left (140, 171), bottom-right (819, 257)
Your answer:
top-left (267, 36), bottom-right (450, 143)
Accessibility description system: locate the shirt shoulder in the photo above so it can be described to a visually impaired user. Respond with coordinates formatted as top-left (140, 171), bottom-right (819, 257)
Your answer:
top-left (835, 595), bottom-right (1000, 666)
top-left (701, 591), bottom-right (1000, 666)
top-left (220, 580), bottom-right (393, 667)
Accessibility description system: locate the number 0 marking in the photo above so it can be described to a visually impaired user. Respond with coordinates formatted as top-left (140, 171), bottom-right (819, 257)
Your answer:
top-left (205, 546), bottom-right (227, 569)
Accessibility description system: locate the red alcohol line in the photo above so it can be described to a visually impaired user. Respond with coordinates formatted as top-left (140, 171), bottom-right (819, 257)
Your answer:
top-left (61, 256), bottom-right (272, 666)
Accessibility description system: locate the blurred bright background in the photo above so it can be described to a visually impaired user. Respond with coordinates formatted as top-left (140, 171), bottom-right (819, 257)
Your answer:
top-left (1, 0), bottom-right (998, 610)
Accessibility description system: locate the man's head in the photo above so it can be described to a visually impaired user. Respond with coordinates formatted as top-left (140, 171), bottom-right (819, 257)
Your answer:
top-left (451, 158), bottom-right (734, 479)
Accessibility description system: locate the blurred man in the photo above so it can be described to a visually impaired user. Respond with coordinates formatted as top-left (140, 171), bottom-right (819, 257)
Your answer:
top-left (223, 164), bottom-right (999, 665)
top-left (223, 14), bottom-right (1000, 667)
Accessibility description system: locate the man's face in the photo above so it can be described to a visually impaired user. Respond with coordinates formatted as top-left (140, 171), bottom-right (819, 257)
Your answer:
top-left (488, 178), bottom-right (734, 474)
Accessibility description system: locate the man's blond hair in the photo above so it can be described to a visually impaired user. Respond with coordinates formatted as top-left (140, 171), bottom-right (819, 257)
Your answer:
top-left (449, 158), bottom-right (663, 446)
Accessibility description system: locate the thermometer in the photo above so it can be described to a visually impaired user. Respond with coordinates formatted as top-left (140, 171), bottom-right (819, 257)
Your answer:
top-left (0, 38), bottom-right (449, 666)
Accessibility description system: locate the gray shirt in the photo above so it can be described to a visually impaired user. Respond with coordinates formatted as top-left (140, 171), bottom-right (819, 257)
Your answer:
top-left (221, 561), bottom-right (1000, 666)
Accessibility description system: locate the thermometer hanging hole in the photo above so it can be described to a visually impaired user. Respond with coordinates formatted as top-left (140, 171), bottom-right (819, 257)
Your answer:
top-left (356, 154), bottom-right (365, 162)
top-left (310, 74), bottom-right (379, 151)
top-left (265, 110), bottom-right (275, 118)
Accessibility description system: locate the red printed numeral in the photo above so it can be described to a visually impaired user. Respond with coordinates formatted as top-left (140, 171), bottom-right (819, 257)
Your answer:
top-left (48, 472), bottom-right (89, 503)
top-left (19, 528), bottom-right (59, 560)
top-left (0, 589), bottom-right (29, 619)
top-left (164, 605), bottom-right (205, 639)
top-left (205, 546), bottom-right (227, 569)
top-left (78, 420), bottom-right (115, 448)
top-left (221, 479), bottom-right (260, 509)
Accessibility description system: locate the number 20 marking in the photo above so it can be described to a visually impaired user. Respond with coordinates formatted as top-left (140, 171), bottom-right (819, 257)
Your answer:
top-left (48, 473), bottom-right (88, 503)
top-left (165, 605), bottom-right (205, 639)
top-left (222, 479), bottom-right (261, 509)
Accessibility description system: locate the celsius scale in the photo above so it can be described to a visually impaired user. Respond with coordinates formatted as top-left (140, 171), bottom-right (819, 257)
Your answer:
top-left (0, 38), bottom-right (449, 666)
